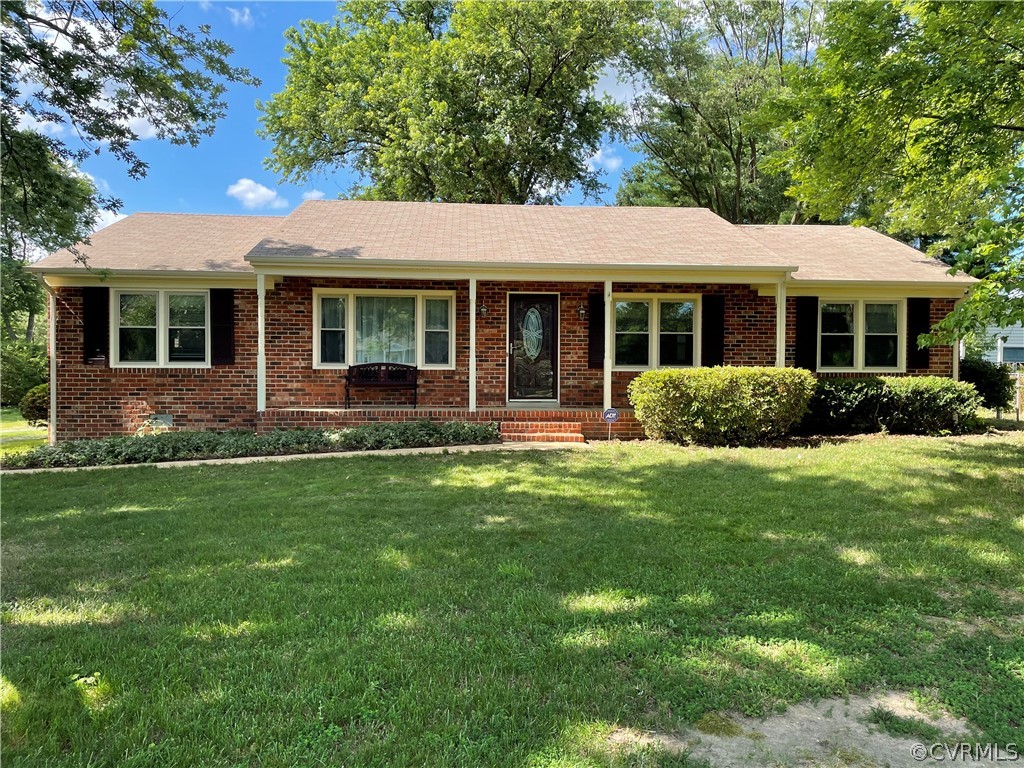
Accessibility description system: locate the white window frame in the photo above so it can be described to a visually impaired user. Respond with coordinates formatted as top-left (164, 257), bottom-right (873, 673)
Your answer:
top-left (312, 288), bottom-right (456, 371)
top-left (817, 298), bottom-right (906, 373)
top-left (611, 293), bottom-right (701, 371)
top-left (110, 289), bottom-right (211, 368)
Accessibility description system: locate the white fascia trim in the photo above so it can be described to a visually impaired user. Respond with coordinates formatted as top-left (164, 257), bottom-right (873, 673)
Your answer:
top-left (39, 270), bottom-right (260, 289)
top-left (248, 258), bottom-right (797, 283)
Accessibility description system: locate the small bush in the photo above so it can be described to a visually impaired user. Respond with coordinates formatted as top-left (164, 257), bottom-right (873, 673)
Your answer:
top-left (958, 357), bottom-right (1014, 410)
top-left (19, 383), bottom-right (49, 426)
top-left (801, 376), bottom-right (980, 435)
top-left (0, 339), bottom-right (47, 406)
top-left (0, 420), bottom-right (501, 470)
top-left (627, 366), bottom-right (817, 446)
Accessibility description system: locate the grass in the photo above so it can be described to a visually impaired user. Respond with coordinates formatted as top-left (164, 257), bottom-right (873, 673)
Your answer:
top-left (2, 434), bottom-right (1022, 767)
top-left (0, 407), bottom-right (47, 456)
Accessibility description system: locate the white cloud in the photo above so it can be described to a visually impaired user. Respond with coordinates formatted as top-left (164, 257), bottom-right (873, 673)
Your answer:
top-left (93, 209), bottom-right (127, 232)
top-left (226, 6), bottom-right (254, 29)
top-left (17, 110), bottom-right (67, 137)
top-left (587, 146), bottom-right (623, 172)
top-left (226, 178), bottom-right (288, 210)
top-left (81, 171), bottom-right (111, 194)
top-left (198, 0), bottom-right (213, 10)
top-left (301, 189), bottom-right (327, 201)
top-left (126, 114), bottom-right (158, 140)
top-left (594, 65), bottom-right (646, 104)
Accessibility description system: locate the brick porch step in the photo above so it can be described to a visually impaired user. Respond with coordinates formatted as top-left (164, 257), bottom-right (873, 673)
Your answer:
top-left (500, 421), bottom-right (586, 443)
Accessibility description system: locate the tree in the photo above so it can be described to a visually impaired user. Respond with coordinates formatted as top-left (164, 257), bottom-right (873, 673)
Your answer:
top-left (259, 0), bottom-right (643, 204)
top-left (1, 0), bottom-right (257, 266)
top-left (1, 128), bottom-right (98, 340)
top-left (773, 0), bottom-right (1024, 339)
top-left (617, 0), bottom-right (821, 224)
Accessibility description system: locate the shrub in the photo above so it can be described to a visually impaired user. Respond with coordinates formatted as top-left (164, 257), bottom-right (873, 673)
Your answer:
top-left (0, 339), bottom-right (47, 406)
top-left (0, 420), bottom-right (501, 470)
top-left (19, 383), bottom-right (49, 426)
top-left (800, 376), bottom-right (980, 435)
top-left (958, 357), bottom-right (1014, 410)
top-left (627, 366), bottom-right (817, 446)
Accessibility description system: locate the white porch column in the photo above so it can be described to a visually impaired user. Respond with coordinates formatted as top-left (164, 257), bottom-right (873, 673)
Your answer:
top-left (469, 278), bottom-right (478, 412)
top-left (603, 280), bottom-right (613, 411)
top-left (48, 290), bottom-right (57, 445)
top-left (775, 280), bottom-right (787, 367)
top-left (257, 273), bottom-right (267, 412)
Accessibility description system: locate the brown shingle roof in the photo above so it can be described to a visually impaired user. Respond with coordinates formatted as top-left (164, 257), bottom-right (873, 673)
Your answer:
top-left (246, 200), bottom-right (787, 267)
top-left (31, 202), bottom-right (975, 287)
top-left (35, 213), bottom-right (283, 273)
top-left (742, 224), bottom-right (971, 284)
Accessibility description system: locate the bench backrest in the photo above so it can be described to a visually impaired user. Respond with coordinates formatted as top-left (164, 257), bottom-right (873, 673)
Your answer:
top-left (348, 362), bottom-right (418, 385)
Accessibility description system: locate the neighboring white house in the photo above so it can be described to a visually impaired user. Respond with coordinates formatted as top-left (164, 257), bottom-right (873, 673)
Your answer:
top-left (981, 323), bottom-right (1024, 364)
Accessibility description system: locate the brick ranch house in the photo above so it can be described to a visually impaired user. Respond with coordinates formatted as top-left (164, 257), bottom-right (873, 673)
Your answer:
top-left (31, 200), bottom-right (975, 443)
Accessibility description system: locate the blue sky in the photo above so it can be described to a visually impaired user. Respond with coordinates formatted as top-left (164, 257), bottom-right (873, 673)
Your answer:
top-left (80, 1), bottom-right (642, 227)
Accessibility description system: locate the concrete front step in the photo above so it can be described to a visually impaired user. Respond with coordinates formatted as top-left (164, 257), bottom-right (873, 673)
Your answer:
top-left (502, 432), bottom-right (587, 443)
top-left (500, 422), bottom-right (586, 443)
top-left (500, 421), bottom-right (583, 434)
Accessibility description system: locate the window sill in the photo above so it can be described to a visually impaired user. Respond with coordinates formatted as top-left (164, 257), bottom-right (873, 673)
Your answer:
top-left (110, 363), bottom-right (212, 370)
top-left (818, 367), bottom-right (906, 374)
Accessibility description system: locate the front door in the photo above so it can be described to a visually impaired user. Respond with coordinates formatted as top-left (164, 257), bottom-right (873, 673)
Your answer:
top-left (509, 294), bottom-right (558, 401)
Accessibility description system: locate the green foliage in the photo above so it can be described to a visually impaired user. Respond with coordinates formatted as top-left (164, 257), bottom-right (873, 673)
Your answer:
top-left (627, 366), bottom-right (817, 446)
top-left (773, 0), bottom-right (1024, 336)
top-left (1, 0), bottom-right (257, 261)
top-left (18, 383), bottom-right (48, 426)
top-left (801, 377), bottom-right (981, 436)
top-left (259, 0), bottom-right (642, 204)
top-left (0, 338), bottom-right (46, 405)
top-left (617, 0), bottom-right (819, 223)
top-left (959, 357), bottom-right (1015, 410)
top-left (866, 706), bottom-right (945, 744)
top-left (1, 421), bottom-right (501, 469)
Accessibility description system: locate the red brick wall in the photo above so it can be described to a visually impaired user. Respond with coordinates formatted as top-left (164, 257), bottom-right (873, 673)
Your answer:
top-left (52, 287), bottom-right (258, 441)
top-left (266, 277), bottom-right (470, 408)
top-left (51, 282), bottom-right (959, 441)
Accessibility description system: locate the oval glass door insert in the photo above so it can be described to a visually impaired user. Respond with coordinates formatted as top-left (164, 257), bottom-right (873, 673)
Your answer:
top-left (522, 307), bottom-right (543, 361)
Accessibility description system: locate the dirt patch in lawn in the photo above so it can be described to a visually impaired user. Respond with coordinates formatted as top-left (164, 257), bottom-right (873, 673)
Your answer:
top-left (605, 690), bottom-right (1009, 767)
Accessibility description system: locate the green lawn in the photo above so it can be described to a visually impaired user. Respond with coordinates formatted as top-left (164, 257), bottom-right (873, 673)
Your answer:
top-left (0, 407), bottom-right (47, 456)
top-left (2, 436), bottom-right (1022, 767)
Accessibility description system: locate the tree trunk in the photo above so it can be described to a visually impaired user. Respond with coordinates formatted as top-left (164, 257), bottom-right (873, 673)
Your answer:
top-left (25, 311), bottom-right (36, 342)
top-left (3, 315), bottom-right (16, 341)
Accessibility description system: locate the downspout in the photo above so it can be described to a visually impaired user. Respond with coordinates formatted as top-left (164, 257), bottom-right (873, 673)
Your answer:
top-left (257, 273), bottom-right (266, 412)
top-left (48, 290), bottom-right (57, 445)
top-left (775, 279), bottom-right (787, 367)
top-left (603, 280), bottom-right (613, 411)
top-left (469, 278), bottom-right (477, 412)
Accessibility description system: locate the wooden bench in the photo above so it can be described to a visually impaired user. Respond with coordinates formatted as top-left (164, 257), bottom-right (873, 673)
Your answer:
top-left (344, 363), bottom-right (419, 408)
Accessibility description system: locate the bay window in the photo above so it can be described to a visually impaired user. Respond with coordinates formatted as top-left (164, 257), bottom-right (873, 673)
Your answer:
top-left (313, 290), bottom-right (454, 369)
top-left (112, 290), bottom-right (209, 367)
top-left (613, 295), bottom-right (699, 369)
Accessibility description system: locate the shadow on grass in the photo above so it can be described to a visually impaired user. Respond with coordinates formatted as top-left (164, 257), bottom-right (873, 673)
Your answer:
top-left (2, 437), bottom-right (1022, 766)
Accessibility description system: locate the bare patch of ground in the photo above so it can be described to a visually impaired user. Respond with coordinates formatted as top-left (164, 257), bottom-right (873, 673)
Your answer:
top-left (605, 691), bottom-right (1011, 767)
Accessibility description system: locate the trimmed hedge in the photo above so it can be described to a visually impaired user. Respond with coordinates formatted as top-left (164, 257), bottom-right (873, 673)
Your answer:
top-left (800, 376), bottom-right (980, 435)
top-left (0, 421), bottom-right (501, 470)
top-left (627, 366), bottom-right (817, 446)
top-left (959, 357), bottom-right (1014, 410)
top-left (19, 383), bottom-right (48, 426)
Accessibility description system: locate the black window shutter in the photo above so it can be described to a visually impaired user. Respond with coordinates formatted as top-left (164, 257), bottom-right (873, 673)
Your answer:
top-left (906, 297), bottom-right (931, 370)
top-left (700, 294), bottom-right (726, 366)
top-left (81, 286), bottom-right (109, 364)
top-left (587, 292), bottom-right (605, 368)
top-left (794, 296), bottom-right (818, 371)
top-left (210, 288), bottom-right (235, 366)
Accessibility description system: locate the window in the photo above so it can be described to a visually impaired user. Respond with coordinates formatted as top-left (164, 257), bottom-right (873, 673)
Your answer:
top-left (613, 296), bottom-right (699, 369)
top-left (818, 300), bottom-right (903, 371)
top-left (313, 290), bottom-right (454, 369)
top-left (319, 296), bottom-right (346, 364)
top-left (113, 290), bottom-right (209, 367)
